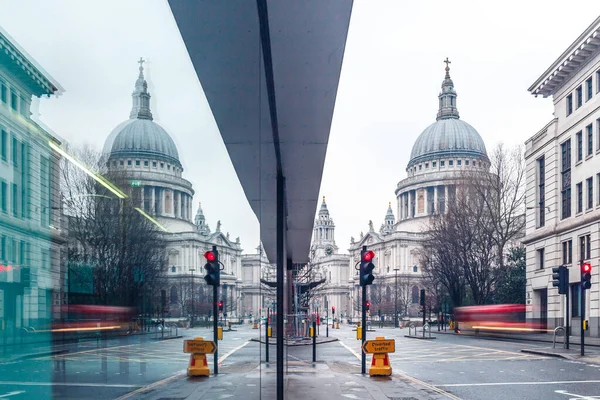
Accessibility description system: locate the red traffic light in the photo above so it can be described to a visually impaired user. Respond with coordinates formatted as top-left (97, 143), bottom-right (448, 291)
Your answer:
top-left (583, 263), bottom-right (592, 273)
top-left (363, 250), bottom-right (375, 262)
top-left (218, 301), bottom-right (223, 307)
top-left (366, 301), bottom-right (371, 307)
top-left (204, 251), bottom-right (216, 262)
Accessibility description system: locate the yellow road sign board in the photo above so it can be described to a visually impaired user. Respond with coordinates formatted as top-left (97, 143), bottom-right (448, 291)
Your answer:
top-left (183, 340), bottom-right (216, 354)
top-left (362, 339), bottom-right (395, 354)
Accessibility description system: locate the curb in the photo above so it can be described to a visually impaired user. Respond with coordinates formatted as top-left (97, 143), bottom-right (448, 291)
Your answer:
top-left (249, 337), bottom-right (339, 346)
top-left (12, 349), bottom-right (70, 361)
top-left (158, 335), bottom-right (183, 341)
top-left (404, 335), bottom-right (437, 340)
top-left (520, 348), bottom-right (573, 360)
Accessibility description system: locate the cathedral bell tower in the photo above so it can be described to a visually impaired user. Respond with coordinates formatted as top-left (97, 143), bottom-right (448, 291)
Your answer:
top-left (312, 197), bottom-right (337, 258)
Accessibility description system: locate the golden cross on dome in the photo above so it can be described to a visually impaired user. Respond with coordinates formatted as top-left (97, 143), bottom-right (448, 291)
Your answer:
top-left (138, 57), bottom-right (145, 68)
top-left (444, 57), bottom-right (451, 68)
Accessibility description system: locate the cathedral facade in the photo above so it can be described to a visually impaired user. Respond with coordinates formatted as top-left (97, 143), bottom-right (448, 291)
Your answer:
top-left (311, 62), bottom-right (491, 321)
top-left (102, 60), bottom-right (245, 319)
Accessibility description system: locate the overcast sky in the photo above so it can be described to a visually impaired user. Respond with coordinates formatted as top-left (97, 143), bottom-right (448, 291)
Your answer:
top-left (1, 1), bottom-right (599, 254)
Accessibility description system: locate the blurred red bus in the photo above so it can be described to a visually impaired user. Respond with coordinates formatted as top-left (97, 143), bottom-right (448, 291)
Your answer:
top-left (52, 305), bottom-right (135, 335)
top-left (454, 304), bottom-right (547, 334)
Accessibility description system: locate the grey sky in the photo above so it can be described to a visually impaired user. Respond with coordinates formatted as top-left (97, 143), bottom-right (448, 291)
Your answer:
top-left (1, 0), bottom-right (599, 255)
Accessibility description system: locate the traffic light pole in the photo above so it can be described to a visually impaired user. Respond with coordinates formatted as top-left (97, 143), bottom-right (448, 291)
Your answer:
top-left (265, 307), bottom-right (269, 363)
top-left (213, 284), bottom-right (219, 375)
top-left (361, 284), bottom-right (366, 374)
top-left (566, 286), bottom-right (570, 350)
top-left (581, 260), bottom-right (585, 356)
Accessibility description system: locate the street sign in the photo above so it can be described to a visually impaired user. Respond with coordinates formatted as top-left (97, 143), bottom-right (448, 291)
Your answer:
top-left (362, 339), bottom-right (395, 354)
top-left (184, 339), bottom-right (216, 354)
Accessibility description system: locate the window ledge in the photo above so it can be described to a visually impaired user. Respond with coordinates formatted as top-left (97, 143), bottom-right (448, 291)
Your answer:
top-left (576, 160), bottom-right (583, 166)
top-left (534, 269), bottom-right (545, 274)
top-left (586, 154), bottom-right (593, 161)
top-left (586, 208), bottom-right (594, 214)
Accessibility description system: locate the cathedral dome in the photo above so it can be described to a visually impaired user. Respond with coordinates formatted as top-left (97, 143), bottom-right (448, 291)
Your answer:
top-left (103, 58), bottom-right (181, 167)
top-left (104, 119), bottom-right (180, 166)
top-left (407, 60), bottom-right (487, 169)
top-left (408, 118), bottom-right (487, 167)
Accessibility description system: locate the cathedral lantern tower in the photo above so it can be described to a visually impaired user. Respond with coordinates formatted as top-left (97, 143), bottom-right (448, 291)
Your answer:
top-left (312, 197), bottom-right (337, 258)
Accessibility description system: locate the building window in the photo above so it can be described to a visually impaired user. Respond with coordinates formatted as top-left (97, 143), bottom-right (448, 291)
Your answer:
top-left (561, 139), bottom-right (572, 219)
top-left (119, 160), bottom-right (124, 166)
top-left (161, 162), bottom-right (164, 168)
top-left (0, 181), bottom-right (6, 212)
top-left (562, 240), bottom-right (573, 265)
top-left (465, 160), bottom-right (469, 166)
top-left (537, 248), bottom-right (545, 270)
top-left (0, 82), bottom-right (6, 103)
top-left (586, 77), bottom-right (593, 101)
top-left (153, 161), bottom-right (157, 167)
top-left (425, 163), bottom-right (428, 168)
top-left (579, 234), bottom-right (591, 261)
top-left (10, 92), bottom-right (17, 111)
top-left (449, 160), bottom-right (454, 166)
top-left (587, 177), bottom-right (593, 210)
top-left (572, 283), bottom-right (581, 317)
top-left (597, 118), bottom-right (600, 151)
top-left (432, 161), bottom-right (436, 167)
top-left (576, 182), bottom-right (583, 213)
top-left (537, 156), bottom-right (545, 227)
top-left (567, 94), bottom-right (573, 116)
top-left (457, 160), bottom-right (462, 166)
top-left (144, 160), bottom-right (148, 166)
top-left (0, 129), bottom-right (6, 161)
top-left (597, 173), bottom-right (600, 206)
top-left (440, 161), bottom-right (445, 167)
top-left (587, 124), bottom-right (593, 156)
top-left (597, 70), bottom-right (600, 93)
top-left (576, 85), bottom-right (583, 108)
top-left (135, 160), bottom-right (140, 166)
top-left (11, 183), bottom-right (18, 217)
top-left (576, 131), bottom-right (582, 161)
top-left (419, 165), bottom-right (422, 170)
top-left (127, 160), bottom-right (132, 166)
top-left (413, 266), bottom-right (418, 273)
top-left (411, 286), bottom-right (419, 303)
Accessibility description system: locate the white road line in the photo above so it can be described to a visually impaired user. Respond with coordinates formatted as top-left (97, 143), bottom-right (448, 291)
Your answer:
top-left (114, 371), bottom-right (186, 400)
top-left (219, 341), bottom-right (250, 363)
top-left (0, 391), bottom-right (25, 398)
top-left (437, 380), bottom-right (600, 387)
top-left (338, 341), bottom-right (361, 361)
top-left (0, 381), bottom-right (140, 388)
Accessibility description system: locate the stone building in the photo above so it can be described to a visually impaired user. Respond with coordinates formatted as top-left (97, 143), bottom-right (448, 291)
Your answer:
top-left (348, 61), bottom-right (491, 319)
top-left (102, 60), bottom-right (244, 319)
top-left (525, 16), bottom-right (600, 337)
top-left (0, 26), bottom-right (65, 336)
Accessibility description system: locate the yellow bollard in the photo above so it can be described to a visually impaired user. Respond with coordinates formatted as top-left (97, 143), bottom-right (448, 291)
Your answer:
top-left (268, 327), bottom-right (272, 337)
top-left (368, 336), bottom-right (392, 376)
top-left (309, 326), bottom-right (314, 337)
top-left (356, 326), bottom-right (362, 340)
top-left (187, 337), bottom-right (210, 377)
top-left (217, 326), bottom-right (223, 340)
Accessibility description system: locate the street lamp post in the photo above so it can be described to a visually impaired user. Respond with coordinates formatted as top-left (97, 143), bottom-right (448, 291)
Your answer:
top-left (394, 267), bottom-right (400, 328)
top-left (190, 268), bottom-right (195, 328)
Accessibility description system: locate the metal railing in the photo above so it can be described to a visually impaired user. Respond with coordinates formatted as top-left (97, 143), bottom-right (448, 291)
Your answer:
top-left (422, 323), bottom-right (432, 338)
top-left (408, 322), bottom-right (417, 337)
top-left (553, 326), bottom-right (566, 349)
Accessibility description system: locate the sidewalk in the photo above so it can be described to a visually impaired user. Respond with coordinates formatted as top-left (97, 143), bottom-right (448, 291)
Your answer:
top-left (521, 346), bottom-right (600, 363)
top-left (120, 364), bottom-right (455, 400)
top-left (433, 328), bottom-right (600, 346)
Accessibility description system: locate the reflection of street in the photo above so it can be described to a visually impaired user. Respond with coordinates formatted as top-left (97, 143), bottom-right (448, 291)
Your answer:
top-left (0, 327), bottom-right (257, 400)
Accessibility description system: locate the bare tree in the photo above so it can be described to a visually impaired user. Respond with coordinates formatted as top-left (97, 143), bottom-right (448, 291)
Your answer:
top-left (62, 145), bottom-right (167, 309)
top-left (420, 144), bottom-right (525, 306)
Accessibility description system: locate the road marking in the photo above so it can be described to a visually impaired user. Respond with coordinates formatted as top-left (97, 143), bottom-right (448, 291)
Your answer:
top-left (0, 392), bottom-right (25, 398)
top-left (396, 373), bottom-right (462, 400)
top-left (0, 381), bottom-right (139, 388)
top-left (338, 341), bottom-right (361, 361)
top-left (437, 380), bottom-right (600, 387)
top-left (555, 389), bottom-right (600, 399)
top-left (113, 371), bottom-right (186, 400)
top-left (219, 341), bottom-right (250, 364)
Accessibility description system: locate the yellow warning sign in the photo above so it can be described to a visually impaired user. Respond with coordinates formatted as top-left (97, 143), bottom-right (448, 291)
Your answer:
top-left (362, 339), bottom-right (395, 354)
top-left (183, 339), bottom-right (216, 354)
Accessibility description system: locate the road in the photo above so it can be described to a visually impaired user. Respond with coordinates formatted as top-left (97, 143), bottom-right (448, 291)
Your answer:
top-left (2, 324), bottom-right (600, 399)
top-left (0, 326), bottom-right (257, 400)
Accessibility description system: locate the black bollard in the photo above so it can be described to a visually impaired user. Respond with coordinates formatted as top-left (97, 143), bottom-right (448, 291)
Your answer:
top-left (312, 320), bottom-right (316, 363)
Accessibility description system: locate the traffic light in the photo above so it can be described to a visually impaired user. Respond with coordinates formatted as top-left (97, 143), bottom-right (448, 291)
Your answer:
top-left (365, 301), bottom-right (370, 311)
top-left (360, 248), bottom-right (375, 286)
top-left (218, 301), bottom-right (224, 311)
top-left (552, 265), bottom-right (569, 294)
top-left (582, 262), bottom-right (592, 290)
top-left (203, 247), bottom-right (220, 286)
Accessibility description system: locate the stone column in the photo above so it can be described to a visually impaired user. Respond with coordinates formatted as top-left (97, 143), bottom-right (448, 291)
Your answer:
top-left (433, 186), bottom-right (438, 214)
top-left (150, 186), bottom-right (155, 215)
